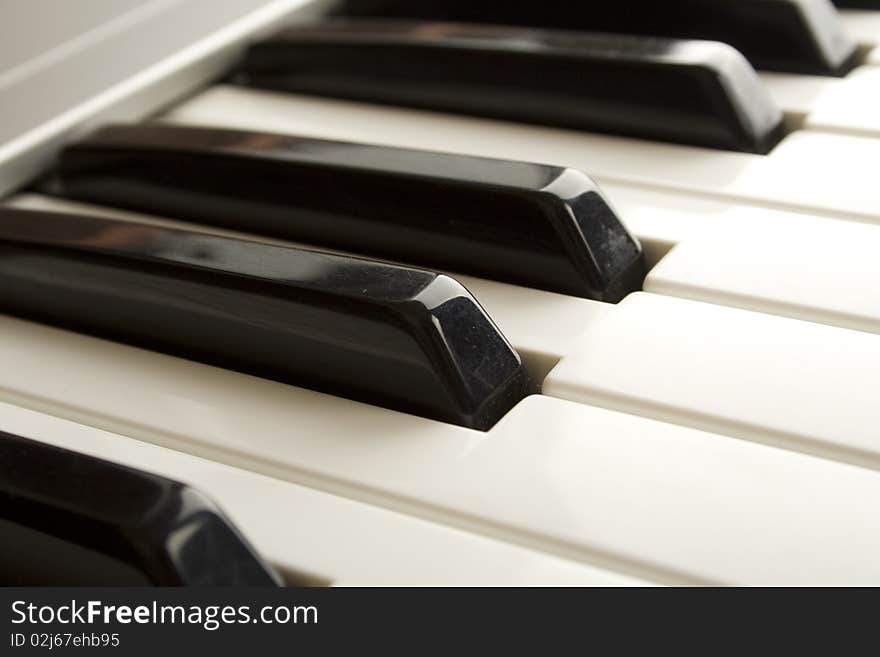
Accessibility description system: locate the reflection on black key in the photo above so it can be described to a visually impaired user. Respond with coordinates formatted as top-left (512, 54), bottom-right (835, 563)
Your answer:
top-left (0, 209), bottom-right (527, 430)
top-left (54, 124), bottom-right (644, 301)
top-left (337, 0), bottom-right (857, 76)
top-left (0, 432), bottom-right (279, 585)
top-left (240, 20), bottom-right (784, 153)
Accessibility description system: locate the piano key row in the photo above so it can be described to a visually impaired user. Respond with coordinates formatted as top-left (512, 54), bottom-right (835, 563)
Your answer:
top-left (166, 86), bottom-right (880, 224)
top-left (3, 192), bottom-right (870, 582)
top-left (4, 183), bottom-right (879, 473)
top-left (23, 125), bottom-right (880, 347)
top-left (148, 88), bottom-right (880, 336)
top-left (13, 181), bottom-right (880, 418)
top-left (5, 80), bottom-right (873, 430)
top-left (4, 1), bottom-right (880, 586)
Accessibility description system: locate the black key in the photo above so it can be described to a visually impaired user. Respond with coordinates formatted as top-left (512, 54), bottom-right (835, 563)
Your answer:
top-left (0, 208), bottom-right (527, 430)
top-left (336, 0), bottom-right (858, 76)
top-left (832, 0), bottom-right (880, 6)
top-left (53, 124), bottom-right (645, 301)
top-left (239, 20), bottom-right (784, 153)
top-left (0, 431), bottom-right (279, 585)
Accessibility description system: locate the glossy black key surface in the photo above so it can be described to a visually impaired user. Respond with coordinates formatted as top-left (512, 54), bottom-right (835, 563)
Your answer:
top-left (337, 0), bottom-right (857, 76)
top-left (54, 124), bottom-right (645, 301)
top-left (0, 209), bottom-right (527, 430)
top-left (832, 1), bottom-right (879, 7)
top-left (0, 432), bottom-right (279, 586)
top-left (240, 20), bottom-right (784, 153)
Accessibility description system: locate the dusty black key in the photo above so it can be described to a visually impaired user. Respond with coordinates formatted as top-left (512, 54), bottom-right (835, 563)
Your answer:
top-left (53, 123), bottom-right (645, 301)
top-left (0, 431), bottom-right (279, 586)
top-left (239, 20), bottom-right (784, 153)
top-left (336, 0), bottom-right (858, 76)
top-left (0, 208), bottom-right (527, 430)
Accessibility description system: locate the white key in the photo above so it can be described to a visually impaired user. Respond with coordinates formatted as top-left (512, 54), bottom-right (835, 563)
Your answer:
top-left (839, 10), bottom-right (880, 48)
top-left (452, 274), bottom-right (611, 379)
top-left (758, 71), bottom-right (841, 120)
top-left (759, 69), bottom-right (880, 137)
top-left (0, 403), bottom-right (635, 586)
top-left (870, 46), bottom-right (880, 66)
top-left (163, 86), bottom-right (880, 224)
top-left (571, 184), bottom-right (880, 335)
top-left (5, 193), bottom-right (609, 381)
top-left (544, 292), bottom-right (880, 470)
top-left (2, 317), bottom-right (880, 584)
top-left (805, 66), bottom-right (880, 135)
top-left (645, 208), bottom-right (880, 334)
top-left (598, 182), bottom-right (720, 266)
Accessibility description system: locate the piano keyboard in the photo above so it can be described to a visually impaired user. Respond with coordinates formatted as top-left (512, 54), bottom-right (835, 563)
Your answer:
top-left (2, 0), bottom-right (880, 586)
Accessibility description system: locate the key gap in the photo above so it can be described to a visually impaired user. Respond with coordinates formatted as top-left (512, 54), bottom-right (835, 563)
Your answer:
top-left (779, 110), bottom-right (808, 133)
top-left (849, 43), bottom-right (874, 69)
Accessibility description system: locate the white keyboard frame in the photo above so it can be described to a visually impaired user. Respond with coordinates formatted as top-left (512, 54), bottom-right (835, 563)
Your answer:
top-left (0, 0), bottom-right (326, 197)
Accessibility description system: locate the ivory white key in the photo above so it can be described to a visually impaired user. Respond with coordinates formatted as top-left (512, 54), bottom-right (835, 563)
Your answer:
top-left (870, 46), bottom-right (880, 64)
top-left (805, 66), bottom-right (880, 134)
top-left (757, 70), bottom-right (880, 137)
top-left (758, 71), bottom-right (842, 119)
top-left (2, 316), bottom-right (880, 584)
top-left (162, 85), bottom-right (880, 224)
top-left (0, 403), bottom-right (635, 586)
top-left (600, 184), bottom-right (880, 335)
top-left (544, 292), bottom-right (880, 470)
top-left (599, 182), bottom-right (742, 266)
top-left (5, 193), bottom-right (608, 381)
top-left (646, 210), bottom-right (880, 334)
top-left (451, 274), bottom-right (611, 380)
top-left (838, 10), bottom-right (880, 48)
